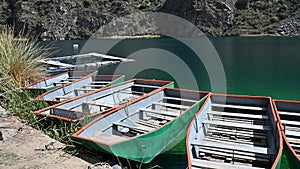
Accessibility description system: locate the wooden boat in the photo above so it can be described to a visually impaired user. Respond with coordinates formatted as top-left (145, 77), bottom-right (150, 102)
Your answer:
top-left (35, 79), bottom-right (174, 122)
top-left (273, 100), bottom-right (300, 162)
top-left (34, 74), bottom-right (125, 104)
top-left (72, 88), bottom-right (208, 163)
top-left (41, 52), bottom-right (134, 75)
top-left (186, 94), bottom-right (282, 169)
top-left (24, 70), bottom-right (97, 92)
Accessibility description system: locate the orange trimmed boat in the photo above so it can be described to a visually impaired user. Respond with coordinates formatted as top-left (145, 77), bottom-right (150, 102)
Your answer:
top-left (187, 94), bottom-right (282, 169)
top-left (34, 74), bottom-right (125, 104)
top-left (273, 99), bottom-right (300, 166)
top-left (72, 88), bottom-right (208, 163)
top-left (34, 79), bottom-right (173, 122)
top-left (24, 70), bottom-right (97, 93)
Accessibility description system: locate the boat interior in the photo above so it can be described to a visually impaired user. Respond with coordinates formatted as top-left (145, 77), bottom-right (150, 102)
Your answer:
top-left (188, 95), bottom-right (280, 169)
top-left (26, 70), bottom-right (95, 89)
top-left (40, 75), bottom-right (124, 102)
top-left (36, 79), bottom-right (172, 121)
top-left (274, 101), bottom-right (300, 159)
top-left (77, 89), bottom-right (206, 144)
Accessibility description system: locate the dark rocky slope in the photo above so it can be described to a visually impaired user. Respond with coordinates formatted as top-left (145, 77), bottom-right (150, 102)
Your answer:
top-left (0, 0), bottom-right (299, 40)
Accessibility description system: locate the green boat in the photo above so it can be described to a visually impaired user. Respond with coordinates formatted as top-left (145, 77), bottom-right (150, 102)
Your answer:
top-left (72, 88), bottom-right (208, 163)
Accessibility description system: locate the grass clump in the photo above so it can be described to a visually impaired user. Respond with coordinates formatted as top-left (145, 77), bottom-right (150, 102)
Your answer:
top-left (0, 27), bottom-right (79, 145)
top-left (0, 27), bottom-right (49, 87)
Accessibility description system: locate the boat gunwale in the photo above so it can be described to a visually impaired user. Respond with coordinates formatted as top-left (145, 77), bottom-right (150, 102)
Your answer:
top-left (33, 74), bottom-right (125, 102)
top-left (186, 94), bottom-right (283, 169)
top-left (273, 99), bottom-right (300, 162)
top-left (34, 78), bottom-right (174, 122)
top-left (72, 88), bottom-right (209, 147)
top-left (23, 70), bottom-right (97, 90)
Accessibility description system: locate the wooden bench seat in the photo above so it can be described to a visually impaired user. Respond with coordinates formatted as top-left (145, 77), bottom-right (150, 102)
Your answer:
top-left (119, 90), bottom-right (145, 95)
top-left (191, 140), bottom-right (276, 155)
top-left (152, 102), bottom-right (190, 109)
top-left (163, 96), bottom-right (197, 103)
top-left (285, 130), bottom-right (300, 137)
top-left (83, 101), bottom-right (115, 108)
top-left (191, 159), bottom-right (264, 169)
top-left (198, 145), bottom-right (269, 159)
top-left (203, 120), bottom-right (272, 131)
top-left (74, 88), bottom-right (97, 91)
top-left (208, 128), bottom-right (267, 140)
top-left (90, 81), bottom-right (111, 84)
top-left (132, 84), bottom-right (160, 89)
top-left (209, 111), bottom-right (269, 120)
top-left (135, 119), bottom-right (161, 128)
top-left (211, 103), bottom-right (266, 111)
top-left (147, 113), bottom-right (174, 121)
top-left (208, 126), bottom-right (267, 137)
top-left (286, 137), bottom-right (300, 144)
top-left (281, 120), bottom-right (300, 127)
top-left (279, 111), bottom-right (300, 117)
top-left (204, 136), bottom-right (267, 147)
top-left (140, 108), bottom-right (180, 117)
top-left (199, 147), bottom-right (269, 163)
top-left (84, 84), bottom-right (105, 88)
top-left (113, 121), bottom-right (152, 133)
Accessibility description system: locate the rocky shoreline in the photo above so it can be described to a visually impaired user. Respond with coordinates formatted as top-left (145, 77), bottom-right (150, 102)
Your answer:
top-left (0, 0), bottom-right (299, 40)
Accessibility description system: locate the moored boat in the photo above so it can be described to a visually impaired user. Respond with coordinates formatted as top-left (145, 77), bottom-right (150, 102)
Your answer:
top-left (34, 79), bottom-right (173, 122)
top-left (24, 70), bottom-right (97, 93)
top-left (273, 100), bottom-right (300, 164)
top-left (71, 88), bottom-right (208, 163)
top-left (41, 52), bottom-right (134, 75)
top-left (186, 94), bottom-right (282, 169)
top-left (34, 74), bottom-right (125, 104)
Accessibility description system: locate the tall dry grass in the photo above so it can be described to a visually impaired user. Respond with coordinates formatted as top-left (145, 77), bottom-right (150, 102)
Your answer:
top-left (0, 27), bottom-right (50, 87)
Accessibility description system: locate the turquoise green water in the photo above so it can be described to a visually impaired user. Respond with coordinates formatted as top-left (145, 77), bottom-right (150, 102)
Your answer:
top-left (43, 37), bottom-right (300, 168)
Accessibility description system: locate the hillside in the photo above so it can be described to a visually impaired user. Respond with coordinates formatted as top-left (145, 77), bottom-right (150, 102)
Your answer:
top-left (0, 0), bottom-right (299, 40)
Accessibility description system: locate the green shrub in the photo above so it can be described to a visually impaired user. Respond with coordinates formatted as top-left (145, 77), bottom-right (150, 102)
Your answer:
top-left (235, 0), bottom-right (250, 10)
top-left (83, 0), bottom-right (93, 7)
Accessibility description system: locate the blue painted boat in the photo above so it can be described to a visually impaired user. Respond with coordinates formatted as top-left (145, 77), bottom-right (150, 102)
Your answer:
top-left (273, 100), bottom-right (300, 166)
top-left (24, 70), bottom-right (97, 92)
top-left (187, 94), bottom-right (282, 169)
top-left (35, 79), bottom-right (173, 122)
top-left (34, 74), bottom-right (125, 104)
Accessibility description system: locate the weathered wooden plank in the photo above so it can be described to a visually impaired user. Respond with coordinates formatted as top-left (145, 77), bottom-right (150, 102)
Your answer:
top-left (163, 96), bottom-right (197, 103)
top-left (132, 84), bottom-right (160, 88)
top-left (203, 120), bottom-right (272, 131)
top-left (113, 121), bottom-right (151, 133)
top-left (191, 159), bottom-right (265, 169)
top-left (211, 103), bottom-right (266, 111)
top-left (191, 140), bottom-right (275, 155)
top-left (279, 111), bottom-right (300, 117)
top-left (152, 102), bottom-right (189, 109)
top-left (140, 108), bottom-right (180, 117)
top-left (147, 113), bottom-right (174, 121)
top-left (209, 111), bottom-right (269, 120)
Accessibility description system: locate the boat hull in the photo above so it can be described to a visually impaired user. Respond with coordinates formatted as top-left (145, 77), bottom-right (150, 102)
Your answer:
top-left (73, 88), bottom-right (208, 163)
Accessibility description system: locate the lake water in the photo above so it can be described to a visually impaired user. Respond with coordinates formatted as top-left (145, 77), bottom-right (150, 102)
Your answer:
top-left (41, 37), bottom-right (300, 168)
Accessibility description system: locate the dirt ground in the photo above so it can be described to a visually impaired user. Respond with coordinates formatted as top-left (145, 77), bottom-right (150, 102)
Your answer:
top-left (0, 113), bottom-right (95, 169)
